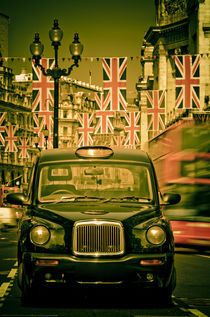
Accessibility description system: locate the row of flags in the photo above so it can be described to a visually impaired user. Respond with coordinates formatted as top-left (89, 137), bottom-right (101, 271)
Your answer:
top-left (0, 52), bottom-right (210, 63)
top-left (75, 54), bottom-right (201, 148)
top-left (0, 54), bottom-right (201, 156)
top-left (77, 111), bottom-right (141, 148)
top-left (0, 114), bottom-right (30, 158)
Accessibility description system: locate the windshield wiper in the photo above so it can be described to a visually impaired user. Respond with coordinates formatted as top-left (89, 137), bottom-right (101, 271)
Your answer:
top-left (121, 196), bottom-right (151, 201)
top-left (50, 195), bottom-right (106, 203)
top-left (43, 195), bottom-right (151, 204)
top-left (69, 196), bottom-right (105, 201)
top-left (102, 196), bottom-right (152, 203)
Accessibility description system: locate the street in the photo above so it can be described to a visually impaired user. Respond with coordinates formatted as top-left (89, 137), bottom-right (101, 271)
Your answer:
top-left (0, 227), bottom-right (210, 317)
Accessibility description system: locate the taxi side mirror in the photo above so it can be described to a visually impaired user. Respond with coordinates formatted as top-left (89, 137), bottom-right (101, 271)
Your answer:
top-left (161, 192), bottom-right (181, 205)
top-left (6, 193), bottom-right (27, 206)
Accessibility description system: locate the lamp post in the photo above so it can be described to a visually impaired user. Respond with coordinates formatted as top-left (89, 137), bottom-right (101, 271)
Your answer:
top-left (33, 135), bottom-right (40, 149)
top-left (30, 19), bottom-right (83, 148)
top-left (43, 125), bottom-right (49, 149)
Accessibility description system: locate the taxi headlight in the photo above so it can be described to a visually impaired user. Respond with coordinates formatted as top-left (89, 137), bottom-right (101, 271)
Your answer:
top-left (30, 225), bottom-right (50, 245)
top-left (146, 226), bottom-right (166, 245)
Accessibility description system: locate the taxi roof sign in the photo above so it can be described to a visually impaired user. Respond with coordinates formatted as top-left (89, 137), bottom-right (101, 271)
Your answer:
top-left (75, 146), bottom-right (114, 159)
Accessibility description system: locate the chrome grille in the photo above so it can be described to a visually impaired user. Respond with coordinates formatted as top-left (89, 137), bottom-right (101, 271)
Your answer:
top-left (73, 221), bottom-right (124, 256)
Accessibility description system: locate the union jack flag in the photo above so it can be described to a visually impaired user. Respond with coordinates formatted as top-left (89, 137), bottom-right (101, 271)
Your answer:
top-left (95, 92), bottom-right (111, 111)
top-left (145, 90), bottom-right (166, 131)
top-left (124, 111), bottom-right (141, 148)
top-left (95, 92), bottom-right (114, 134)
top-left (175, 55), bottom-right (200, 109)
top-left (102, 57), bottom-right (127, 111)
top-left (95, 110), bottom-right (114, 134)
top-left (112, 135), bottom-right (126, 148)
top-left (32, 58), bottom-right (54, 148)
top-left (5, 125), bottom-right (18, 152)
top-left (0, 112), bottom-right (6, 146)
top-left (33, 100), bottom-right (54, 148)
top-left (19, 137), bottom-right (30, 159)
top-left (77, 113), bottom-right (95, 146)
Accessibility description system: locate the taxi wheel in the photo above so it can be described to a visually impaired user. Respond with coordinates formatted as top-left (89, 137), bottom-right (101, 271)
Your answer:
top-left (19, 264), bottom-right (36, 305)
top-left (156, 288), bottom-right (173, 306)
top-left (156, 272), bottom-right (175, 307)
top-left (152, 268), bottom-right (175, 307)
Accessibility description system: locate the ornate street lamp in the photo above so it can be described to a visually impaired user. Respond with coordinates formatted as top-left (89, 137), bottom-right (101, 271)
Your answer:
top-left (43, 125), bottom-right (49, 149)
top-left (33, 135), bottom-right (40, 149)
top-left (30, 19), bottom-right (83, 148)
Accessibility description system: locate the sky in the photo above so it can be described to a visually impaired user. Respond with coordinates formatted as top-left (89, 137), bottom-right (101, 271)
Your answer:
top-left (0, 0), bottom-right (156, 95)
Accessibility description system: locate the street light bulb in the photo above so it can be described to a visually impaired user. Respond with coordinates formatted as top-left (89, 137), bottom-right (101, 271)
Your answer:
top-left (69, 33), bottom-right (84, 58)
top-left (49, 19), bottom-right (63, 45)
top-left (30, 33), bottom-right (44, 57)
top-left (34, 135), bottom-right (40, 143)
top-left (43, 126), bottom-right (49, 138)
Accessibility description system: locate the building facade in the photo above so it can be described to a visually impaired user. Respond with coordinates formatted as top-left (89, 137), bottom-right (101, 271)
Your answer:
top-left (137, 0), bottom-right (210, 147)
top-left (0, 64), bottom-right (35, 191)
top-left (59, 78), bottom-right (101, 149)
top-left (0, 13), bottom-right (9, 59)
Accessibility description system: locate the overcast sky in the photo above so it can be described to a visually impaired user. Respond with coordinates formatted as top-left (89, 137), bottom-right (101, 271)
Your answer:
top-left (1, 0), bottom-right (156, 93)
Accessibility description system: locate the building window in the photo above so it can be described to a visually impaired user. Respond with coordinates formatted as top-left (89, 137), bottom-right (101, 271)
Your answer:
top-left (63, 111), bottom-right (68, 118)
top-left (63, 127), bottom-right (68, 136)
top-left (1, 170), bottom-right (5, 184)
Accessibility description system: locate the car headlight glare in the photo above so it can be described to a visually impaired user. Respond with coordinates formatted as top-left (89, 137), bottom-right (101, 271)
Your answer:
top-left (146, 226), bottom-right (166, 245)
top-left (30, 225), bottom-right (50, 245)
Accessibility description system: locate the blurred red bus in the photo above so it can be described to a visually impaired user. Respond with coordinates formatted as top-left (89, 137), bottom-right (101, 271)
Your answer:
top-left (146, 116), bottom-right (210, 250)
top-left (0, 186), bottom-right (20, 207)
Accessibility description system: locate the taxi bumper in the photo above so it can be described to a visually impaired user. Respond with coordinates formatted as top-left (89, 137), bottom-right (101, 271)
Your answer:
top-left (22, 251), bottom-right (175, 290)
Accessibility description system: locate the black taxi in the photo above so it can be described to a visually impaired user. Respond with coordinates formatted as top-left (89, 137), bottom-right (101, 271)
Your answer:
top-left (7, 146), bottom-right (180, 304)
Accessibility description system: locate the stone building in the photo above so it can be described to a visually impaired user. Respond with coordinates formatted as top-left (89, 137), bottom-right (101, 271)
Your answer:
top-left (59, 78), bottom-right (102, 148)
top-left (0, 13), bottom-right (9, 59)
top-left (137, 0), bottom-right (210, 146)
top-left (0, 64), bottom-right (35, 190)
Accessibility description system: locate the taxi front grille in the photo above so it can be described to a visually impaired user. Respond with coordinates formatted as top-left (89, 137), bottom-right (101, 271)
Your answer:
top-left (73, 221), bottom-right (124, 256)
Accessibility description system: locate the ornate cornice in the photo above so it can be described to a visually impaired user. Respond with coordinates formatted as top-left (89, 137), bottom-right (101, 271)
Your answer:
top-left (144, 18), bottom-right (188, 45)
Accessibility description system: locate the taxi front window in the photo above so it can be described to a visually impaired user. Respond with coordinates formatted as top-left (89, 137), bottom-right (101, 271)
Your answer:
top-left (38, 162), bottom-right (154, 203)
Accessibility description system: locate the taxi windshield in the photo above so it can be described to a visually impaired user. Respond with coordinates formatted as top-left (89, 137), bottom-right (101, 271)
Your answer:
top-left (38, 162), bottom-right (154, 203)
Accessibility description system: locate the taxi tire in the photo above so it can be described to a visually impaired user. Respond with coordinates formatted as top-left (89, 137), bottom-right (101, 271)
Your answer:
top-left (156, 288), bottom-right (173, 307)
top-left (19, 263), bottom-right (36, 305)
top-left (155, 268), bottom-right (176, 307)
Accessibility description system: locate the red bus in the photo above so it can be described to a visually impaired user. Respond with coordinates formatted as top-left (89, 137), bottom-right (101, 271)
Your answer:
top-left (146, 117), bottom-right (210, 250)
top-left (0, 186), bottom-right (20, 207)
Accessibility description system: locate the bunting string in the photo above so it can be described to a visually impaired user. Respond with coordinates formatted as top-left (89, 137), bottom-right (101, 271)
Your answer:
top-left (0, 53), bottom-right (209, 63)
